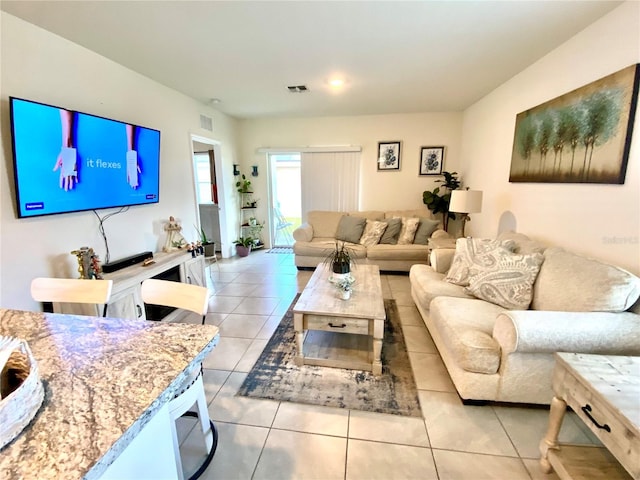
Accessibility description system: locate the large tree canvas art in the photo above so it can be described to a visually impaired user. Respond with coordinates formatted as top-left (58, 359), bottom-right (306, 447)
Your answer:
top-left (509, 64), bottom-right (639, 184)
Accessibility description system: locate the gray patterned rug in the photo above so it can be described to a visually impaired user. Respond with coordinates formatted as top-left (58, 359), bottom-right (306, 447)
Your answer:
top-left (237, 296), bottom-right (422, 417)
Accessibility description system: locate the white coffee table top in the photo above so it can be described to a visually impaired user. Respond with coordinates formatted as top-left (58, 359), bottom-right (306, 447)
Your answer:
top-left (294, 264), bottom-right (385, 320)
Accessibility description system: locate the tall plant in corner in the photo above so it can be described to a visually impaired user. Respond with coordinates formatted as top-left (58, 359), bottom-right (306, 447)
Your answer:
top-left (422, 171), bottom-right (461, 232)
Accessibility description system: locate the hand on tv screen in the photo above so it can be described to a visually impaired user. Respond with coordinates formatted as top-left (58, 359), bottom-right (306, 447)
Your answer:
top-left (126, 124), bottom-right (141, 189)
top-left (126, 150), bottom-right (141, 189)
top-left (53, 109), bottom-right (77, 191)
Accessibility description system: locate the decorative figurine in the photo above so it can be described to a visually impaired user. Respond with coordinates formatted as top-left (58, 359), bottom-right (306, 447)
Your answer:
top-left (70, 246), bottom-right (102, 279)
top-left (163, 216), bottom-right (188, 252)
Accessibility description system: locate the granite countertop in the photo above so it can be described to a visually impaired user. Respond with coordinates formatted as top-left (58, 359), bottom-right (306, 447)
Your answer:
top-left (0, 309), bottom-right (219, 480)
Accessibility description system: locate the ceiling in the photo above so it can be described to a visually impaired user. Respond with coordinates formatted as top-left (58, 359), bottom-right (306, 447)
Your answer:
top-left (1, 1), bottom-right (622, 119)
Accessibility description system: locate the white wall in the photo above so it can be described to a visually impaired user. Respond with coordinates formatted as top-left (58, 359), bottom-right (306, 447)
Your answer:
top-left (460, 1), bottom-right (640, 275)
top-left (239, 113), bottom-right (464, 232)
top-left (0, 13), bottom-right (240, 310)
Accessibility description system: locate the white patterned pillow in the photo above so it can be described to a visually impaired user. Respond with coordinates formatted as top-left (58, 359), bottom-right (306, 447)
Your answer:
top-left (445, 238), bottom-right (516, 286)
top-left (397, 217), bottom-right (420, 245)
top-left (466, 251), bottom-right (544, 310)
top-left (359, 220), bottom-right (388, 247)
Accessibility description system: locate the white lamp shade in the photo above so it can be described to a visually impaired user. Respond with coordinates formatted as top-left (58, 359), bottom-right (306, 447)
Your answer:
top-left (449, 190), bottom-right (483, 214)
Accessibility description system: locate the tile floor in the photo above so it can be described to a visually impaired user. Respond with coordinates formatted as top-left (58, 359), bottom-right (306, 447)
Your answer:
top-left (176, 251), bottom-right (600, 480)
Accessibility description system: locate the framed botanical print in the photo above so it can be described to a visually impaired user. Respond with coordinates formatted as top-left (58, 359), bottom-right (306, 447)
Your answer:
top-left (377, 141), bottom-right (401, 171)
top-left (419, 146), bottom-right (444, 175)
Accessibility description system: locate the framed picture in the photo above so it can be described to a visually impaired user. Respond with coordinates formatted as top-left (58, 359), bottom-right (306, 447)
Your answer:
top-left (509, 63), bottom-right (639, 184)
top-left (419, 146), bottom-right (445, 175)
top-left (377, 141), bottom-right (401, 171)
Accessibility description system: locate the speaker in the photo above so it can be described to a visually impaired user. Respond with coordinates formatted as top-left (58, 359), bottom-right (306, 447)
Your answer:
top-left (102, 251), bottom-right (154, 273)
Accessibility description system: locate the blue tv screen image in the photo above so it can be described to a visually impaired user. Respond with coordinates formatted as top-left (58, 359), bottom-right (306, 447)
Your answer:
top-left (10, 97), bottom-right (161, 218)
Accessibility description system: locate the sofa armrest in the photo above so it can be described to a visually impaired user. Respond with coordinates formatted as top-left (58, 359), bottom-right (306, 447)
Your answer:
top-left (293, 223), bottom-right (313, 242)
top-left (431, 229), bottom-right (451, 240)
top-left (431, 249), bottom-right (456, 273)
top-left (493, 310), bottom-right (640, 355)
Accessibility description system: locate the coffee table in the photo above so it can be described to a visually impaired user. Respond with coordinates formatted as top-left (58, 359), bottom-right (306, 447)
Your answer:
top-left (293, 263), bottom-right (386, 374)
top-left (539, 353), bottom-right (639, 479)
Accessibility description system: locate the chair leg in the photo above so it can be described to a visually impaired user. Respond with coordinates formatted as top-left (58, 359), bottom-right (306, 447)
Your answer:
top-left (169, 411), bottom-right (186, 480)
top-left (177, 373), bottom-right (217, 480)
top-left (195, 375), bottom-right (213, 451)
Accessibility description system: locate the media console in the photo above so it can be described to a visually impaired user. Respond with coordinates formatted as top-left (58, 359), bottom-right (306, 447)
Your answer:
top-left (52, 250), bottom-right (206, 322)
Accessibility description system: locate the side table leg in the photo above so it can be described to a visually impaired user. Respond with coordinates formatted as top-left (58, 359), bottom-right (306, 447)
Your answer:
top-left (539, 395), bottom-right (566, 473)
top-left (293, 313), bottom-right (304, 366)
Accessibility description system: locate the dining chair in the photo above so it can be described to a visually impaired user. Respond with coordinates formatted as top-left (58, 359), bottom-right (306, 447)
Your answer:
top-left (140, 278), bottom-right (216, 480)
top-left (30, 277), bottom-right (113, 317)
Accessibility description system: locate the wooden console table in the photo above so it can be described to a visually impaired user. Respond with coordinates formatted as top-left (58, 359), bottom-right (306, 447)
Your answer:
top-left (539, 353), bottom-right (639, 479)
top-left (53, 250), bottom-right (206, 322)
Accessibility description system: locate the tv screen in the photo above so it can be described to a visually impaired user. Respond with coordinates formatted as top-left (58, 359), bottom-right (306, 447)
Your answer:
top-left (9, 97), bottom-right (160, 218)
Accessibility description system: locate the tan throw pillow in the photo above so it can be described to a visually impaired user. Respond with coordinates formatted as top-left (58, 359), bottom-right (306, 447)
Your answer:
top-left (445, 238), bottom-right (517, 286)
top-left (359, 220), bottom-right (388, 247)
top-left (466, 251), bottom-right (544, 310)
top-left (379, 217), bottom-right (402, 244)
top-left (397, 217), bottom-right (420, 245)
top-left (413, 218), bottom-right (441, 245)
top-left (335, 215), bottom-right (366, 244)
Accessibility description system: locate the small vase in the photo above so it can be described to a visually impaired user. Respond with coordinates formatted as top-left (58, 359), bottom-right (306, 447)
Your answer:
top-left (339, 289), bottom-right (351, 300)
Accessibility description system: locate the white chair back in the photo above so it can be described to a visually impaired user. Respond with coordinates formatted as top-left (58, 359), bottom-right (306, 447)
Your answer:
top-left (30, 277), bottom-right (113, 316)
top-left (140, 279), bottom-right (209, 321)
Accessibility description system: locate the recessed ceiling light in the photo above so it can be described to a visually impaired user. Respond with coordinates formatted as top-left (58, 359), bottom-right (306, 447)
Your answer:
top-left (210, 98), bottom-right (221, 104)
top-left (329, 78), bottom-right (345, 88)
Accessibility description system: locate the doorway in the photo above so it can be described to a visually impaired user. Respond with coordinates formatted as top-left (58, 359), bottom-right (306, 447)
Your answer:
top-left (191, 135), bottom-right (227, 257)
top-left (268, 153), bottom-right (301, 247)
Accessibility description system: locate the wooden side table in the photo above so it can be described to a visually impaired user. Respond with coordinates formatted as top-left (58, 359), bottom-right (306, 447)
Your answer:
top-left (539, 353), bottom-right (639, 479)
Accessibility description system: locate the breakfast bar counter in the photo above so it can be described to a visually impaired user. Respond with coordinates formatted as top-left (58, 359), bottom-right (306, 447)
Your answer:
top-left (0, 308), bottom-right (219, 479)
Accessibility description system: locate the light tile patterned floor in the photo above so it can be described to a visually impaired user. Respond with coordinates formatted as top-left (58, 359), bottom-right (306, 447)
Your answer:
top-left (176, 251), bottom-right (596, 479)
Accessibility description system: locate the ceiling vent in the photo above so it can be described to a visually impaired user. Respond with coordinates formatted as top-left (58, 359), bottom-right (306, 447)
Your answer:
top-left (287, 85), bottom-right (308, 93)
top-left (199, 114), bottom-right (213, 132)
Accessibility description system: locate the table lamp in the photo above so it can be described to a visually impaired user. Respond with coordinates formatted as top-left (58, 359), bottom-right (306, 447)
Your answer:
top-left (449, 189), bottom-right (483, 237)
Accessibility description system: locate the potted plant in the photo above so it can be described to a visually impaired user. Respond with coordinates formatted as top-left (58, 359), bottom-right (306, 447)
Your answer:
top-left (235, 174), bottom-right (252, 194)
top-left (194, 225), bottom-right (215, 257)
top-left (234, 236), bottom-right (253, 257)
top-left (330, 274), bottom-right (355, 300)
top-left (422, 171), bottom-right (461, 232)
top-left (248, 218), bottom-right (264, 247)
top-left (323, 242), bottom-right (354, 275)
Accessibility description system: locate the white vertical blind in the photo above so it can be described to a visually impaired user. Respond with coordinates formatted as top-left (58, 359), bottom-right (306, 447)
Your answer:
top-left (300, 151), bottom-right (360, 219)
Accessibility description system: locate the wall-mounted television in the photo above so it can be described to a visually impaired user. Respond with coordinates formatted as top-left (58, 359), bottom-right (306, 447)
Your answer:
top-left (9, 97), bottom-right (161, 218)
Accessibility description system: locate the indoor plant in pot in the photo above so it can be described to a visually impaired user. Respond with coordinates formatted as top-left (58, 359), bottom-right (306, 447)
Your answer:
top-left (422, 171), bottom-right (461, 232)
top-left (234, 236), bottom-right (253, 257)
top-left (323, 242), bottom-right (354, 276)
top-left (195, 225), bottom-right (215, 257)
top-left (332, 274), bottom-right (355, 300)
top-left (235, 174), bottom-right (252, 194)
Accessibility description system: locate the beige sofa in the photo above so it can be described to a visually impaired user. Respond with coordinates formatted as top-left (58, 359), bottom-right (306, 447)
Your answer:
top-left (409, 232), bottom-right (640, 405)
top-left (293, 209), bottom-right (446, 272)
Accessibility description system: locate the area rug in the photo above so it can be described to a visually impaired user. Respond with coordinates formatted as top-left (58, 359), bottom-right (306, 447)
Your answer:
top-left (237, 296), bottom-right (422, 417)
top-left (267, 247), bottom-right (293, 254)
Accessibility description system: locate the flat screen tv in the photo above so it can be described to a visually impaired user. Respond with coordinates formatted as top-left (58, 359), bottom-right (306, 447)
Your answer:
top-left (9, 96), bottom-right (161, 218)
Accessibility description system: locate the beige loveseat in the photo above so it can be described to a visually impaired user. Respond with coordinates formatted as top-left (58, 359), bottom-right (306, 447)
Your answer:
top-left (293, 209), bottom-right (446, 272)
top-left (409, 232), bottom-right (640, 405)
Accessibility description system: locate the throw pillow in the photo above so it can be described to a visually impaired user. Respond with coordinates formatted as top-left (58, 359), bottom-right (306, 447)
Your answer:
top-left (413, 218), bottom-right (441, 245)
top-left (466, 251), bottom-right (544, 310)
top-left (445, 237), bottom-right (517, 286)
top-left (379, 217), bottom-right (402, 244)
top-left (335, 215), bottom-right (366, 244)
top-left (397, 217), bottom-right (420, 245)
top-left (359, 220), bottom-right (388, 247)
